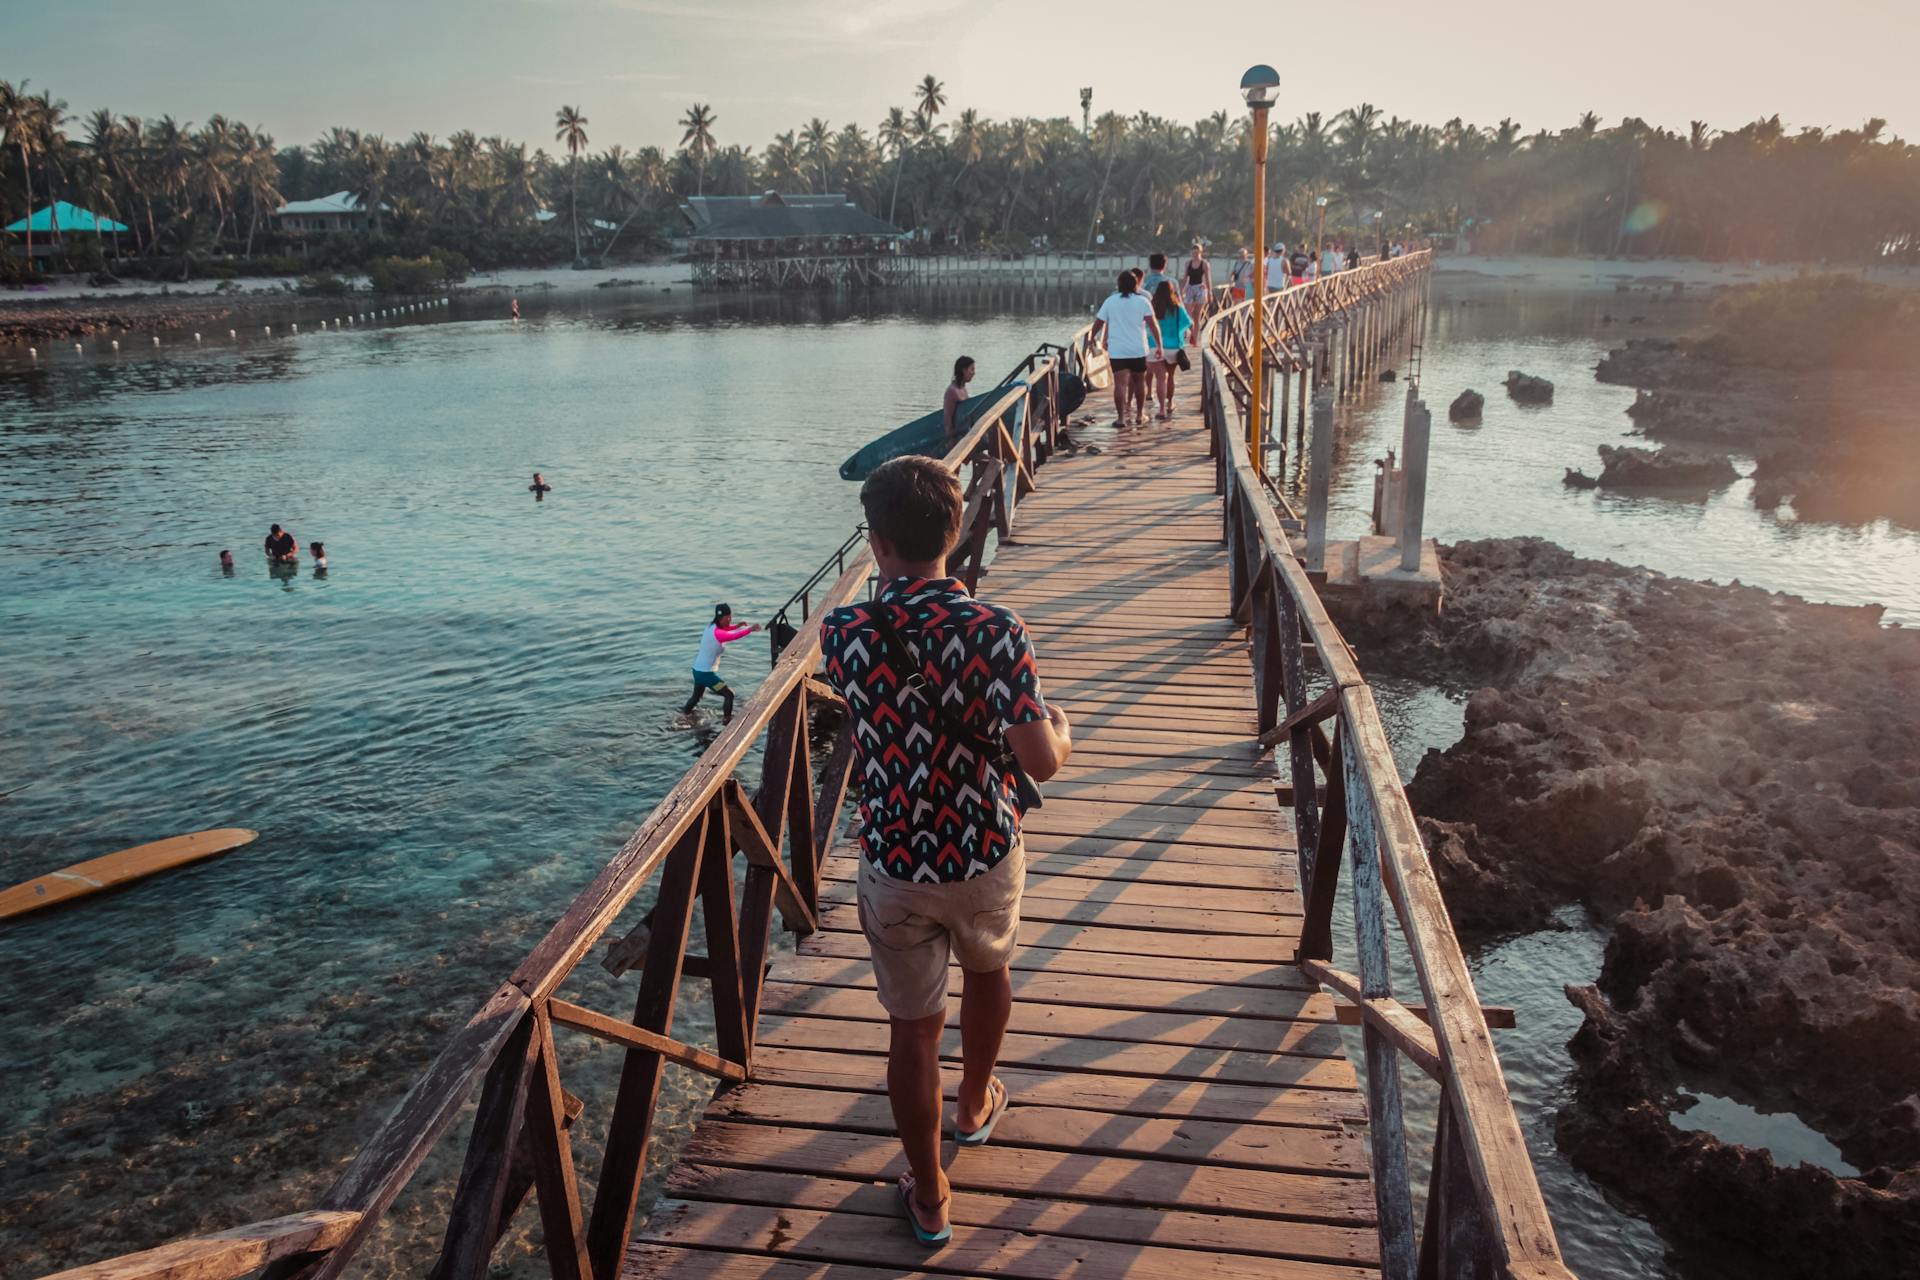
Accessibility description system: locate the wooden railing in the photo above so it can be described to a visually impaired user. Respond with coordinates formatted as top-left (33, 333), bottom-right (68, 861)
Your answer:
top-left (38, 326), bottom-right (1101, 1280)
top-left (1200, 252), bottom-right (1574, 1280)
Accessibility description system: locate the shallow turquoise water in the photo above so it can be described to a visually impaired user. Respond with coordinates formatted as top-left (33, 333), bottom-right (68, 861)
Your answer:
top-left (0, 284), bottom-right (1098, 1273)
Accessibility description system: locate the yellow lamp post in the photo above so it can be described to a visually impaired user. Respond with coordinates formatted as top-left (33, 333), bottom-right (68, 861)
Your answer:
top-left (1315, 194), bottom-right (1329, 276)
top-left (1241, 65), bottom-right (1280, 474)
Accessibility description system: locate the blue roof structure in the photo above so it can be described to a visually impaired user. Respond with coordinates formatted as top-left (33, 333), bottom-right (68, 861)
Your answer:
top-left (4, 202), bottom-right (130, 234)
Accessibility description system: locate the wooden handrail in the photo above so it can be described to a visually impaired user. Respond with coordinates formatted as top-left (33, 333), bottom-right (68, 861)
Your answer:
top-left (39, 1212), bottom-right (362, 1280)
top-left (1199, 253), bottom-right (1575, 1280)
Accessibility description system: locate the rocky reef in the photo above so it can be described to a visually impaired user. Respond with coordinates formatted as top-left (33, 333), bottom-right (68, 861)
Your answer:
top-left (1504, 370), bottom-right (1554, 403)
top-left (1594, 281), bottom-right (1920, 529)
top-left (1593, 443), bottom-right (1738, 490)
top-left (1335, 537), bottom-right (1920, 1278)
top-left (1448, 389), bottom-right (1485, 422)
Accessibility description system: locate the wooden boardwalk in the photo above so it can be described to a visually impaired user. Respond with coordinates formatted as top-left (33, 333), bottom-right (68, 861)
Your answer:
top-left (626, 386), bottom-right (1379, 1278)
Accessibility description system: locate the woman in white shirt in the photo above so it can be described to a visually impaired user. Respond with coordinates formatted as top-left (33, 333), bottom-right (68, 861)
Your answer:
top-left (1091, 271), bottom-right (1165, 428)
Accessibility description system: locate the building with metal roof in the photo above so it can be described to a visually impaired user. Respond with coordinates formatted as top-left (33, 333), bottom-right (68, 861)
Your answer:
top-left (273, 192), bottom-right (374, 235)
top-left (5, 202), bottom-right (130, 235)
top-left (680, 192), bottom-right (901, 244)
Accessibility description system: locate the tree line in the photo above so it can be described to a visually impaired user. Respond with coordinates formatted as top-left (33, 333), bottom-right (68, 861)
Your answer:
top-left (3, 74), bottom-right (1915, 276)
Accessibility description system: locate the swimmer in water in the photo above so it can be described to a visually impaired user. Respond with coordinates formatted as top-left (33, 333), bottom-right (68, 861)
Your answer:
top-left (529, 472), bottom-right (552, 494)
top-left (683, 602), bottom-right (761, 723)
top-left (264, 523), bottom-right (298, 563)
top-left (310, 541), bottom-right (328, 570)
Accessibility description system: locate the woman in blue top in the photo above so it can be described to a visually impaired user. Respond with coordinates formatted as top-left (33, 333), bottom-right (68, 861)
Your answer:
top-left (1147, 281), bottom-right (1192, 422)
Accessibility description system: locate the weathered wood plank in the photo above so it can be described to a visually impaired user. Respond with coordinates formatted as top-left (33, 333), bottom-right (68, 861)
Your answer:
top-left (674, 1123), bottom-right (1378, 1224)
top-left (641, 1200), bottom-right (1374, 1280)
top-left (662, 1168), bottom-right (1379, 1267)
top-left (42, 1213), bottom-right (361, 1280)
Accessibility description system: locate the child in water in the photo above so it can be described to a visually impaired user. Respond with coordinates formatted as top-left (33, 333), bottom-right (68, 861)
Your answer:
top-left (683, 603), bottom-right (761, 723)
top-left (310, 541), bottom-right (328, 570)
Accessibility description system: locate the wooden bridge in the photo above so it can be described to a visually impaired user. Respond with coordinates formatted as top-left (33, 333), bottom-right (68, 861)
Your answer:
top-left (44, 252), bottom-right (1573, 1280)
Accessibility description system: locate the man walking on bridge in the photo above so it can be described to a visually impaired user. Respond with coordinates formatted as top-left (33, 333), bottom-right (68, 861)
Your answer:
top-left (820, 457), bottom-right (1074, 1245)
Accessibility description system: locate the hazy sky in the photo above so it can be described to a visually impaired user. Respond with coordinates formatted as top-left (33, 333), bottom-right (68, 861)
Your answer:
top-left (10, 0), bottom-right (1915, 155)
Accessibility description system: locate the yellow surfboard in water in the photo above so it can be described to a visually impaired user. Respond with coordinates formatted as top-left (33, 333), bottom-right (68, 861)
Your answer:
top-left (0, 828), bottom-right (257, 921)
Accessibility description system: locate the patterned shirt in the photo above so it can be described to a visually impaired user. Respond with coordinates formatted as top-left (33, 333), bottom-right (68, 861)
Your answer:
top-left (820, 577), bottom-right (1047, 884)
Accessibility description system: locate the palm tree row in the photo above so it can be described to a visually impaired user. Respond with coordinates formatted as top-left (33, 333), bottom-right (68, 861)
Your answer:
top-left (4, 74), bottom-right (1916, 271)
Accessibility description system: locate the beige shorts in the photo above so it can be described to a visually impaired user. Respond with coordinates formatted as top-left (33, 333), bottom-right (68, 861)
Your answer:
top-left (856, 843), bottom-right (1026, 1020)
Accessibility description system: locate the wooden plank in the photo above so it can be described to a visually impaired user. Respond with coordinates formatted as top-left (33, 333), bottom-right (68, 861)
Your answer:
top-left (673, 1123), bottom-right (1378, 1224)
top-left (795, 920), bottom-right (1304, 978)
top-left (812, 906), bottom-right (1297, 961)
top-left (699, 1084), bottom-right (1369, 1174)
top-left (758, 979), bottom-right (1340, 1043)
top-left (427, 1009), bottom-right (537, 1280)
top-left (740, 1047), bottom-right (1366, 1127)
top-left (753, 1015), bottom-right (1354, 1083)
top-left (817, 864), bottom-right (1293, 913)
top-left (641, 1199), bottom-right (1374, 1280)
top-left (661, 1168), bottom-right (1378, 1268)
top-left (722, 780), bottom-right (814, 934)
top-left (548, 998), bottom-right (746, 1084)
top-left (523, 1014), bottom-right (591, 1280)
top-left (40, 1212), bottom-right (362, 1280)
top-left (775, 949), bottom-right (1322, 1012)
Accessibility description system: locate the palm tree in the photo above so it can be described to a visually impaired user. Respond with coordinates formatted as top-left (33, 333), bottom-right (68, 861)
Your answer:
top-left (1085, 111), bottom-right (1125, 248)
top-left (800, 117), bottom-right (833, 192)
top-left (0, 81), bottom-right (44, 262)
top-left (678, 103), bottom-right (717, 195)
top-left (489, 138), bottom-right (539, 226)
top-left (1000, 117), bottom-right (1040, 235)
top-left (915, 75), bottom-right (947, 129)
top-left (554, 104), bottom-right (589, 261)
top-left (350, 133), bottom-right (392, 236)
top-left (879, 106), bottom-right (910, 225)
top-left (238, 125), bottom-right (281, 256)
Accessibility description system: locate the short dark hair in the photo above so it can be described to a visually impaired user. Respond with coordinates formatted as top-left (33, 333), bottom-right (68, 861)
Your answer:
top-left (861, 457), bottom-right (962, 562)
top-left (952, 355), bottom-right (975, 382)
top-left (270, 523), bottom-right (281, 533)
top-left (1149, 252), bottom-right (1166, 270)
top-left (1115, 270), bottom-right (1135, 293)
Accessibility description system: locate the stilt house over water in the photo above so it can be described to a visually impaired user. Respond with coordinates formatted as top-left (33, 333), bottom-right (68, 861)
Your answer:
top-left (681, 191), bottom-right (903, 288)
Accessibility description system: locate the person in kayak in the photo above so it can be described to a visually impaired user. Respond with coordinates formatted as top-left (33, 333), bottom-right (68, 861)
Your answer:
top-left (683, 602), bottom-right (761, 723)
top-left (942, 356), bottom-right (976, 445)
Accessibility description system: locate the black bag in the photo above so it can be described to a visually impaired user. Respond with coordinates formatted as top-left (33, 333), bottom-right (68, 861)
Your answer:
top-left (1175, 347), bottom-right (1192, 372)
top-left (866, 604), bottom-right (1044, 811)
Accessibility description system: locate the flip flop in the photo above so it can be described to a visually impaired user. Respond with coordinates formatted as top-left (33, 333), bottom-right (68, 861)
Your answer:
top-left (955, 1076), bottom-right (1009, 1147)
top-left (897, 1173), bottom-right (951, 1245)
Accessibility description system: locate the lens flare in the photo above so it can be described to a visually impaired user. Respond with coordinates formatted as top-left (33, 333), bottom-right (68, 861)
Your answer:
top-left (1623, 199), bottom-right (1668, 236)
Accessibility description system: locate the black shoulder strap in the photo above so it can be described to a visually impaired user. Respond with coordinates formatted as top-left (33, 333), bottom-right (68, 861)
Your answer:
top-left (866, 600), bottom-right (1001, 758)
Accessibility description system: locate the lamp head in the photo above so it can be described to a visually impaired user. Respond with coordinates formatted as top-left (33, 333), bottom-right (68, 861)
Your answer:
top-left (1239, 65), bottom-right (1280, 109)
top-left (1315, 195), bottom-right (1329, 208)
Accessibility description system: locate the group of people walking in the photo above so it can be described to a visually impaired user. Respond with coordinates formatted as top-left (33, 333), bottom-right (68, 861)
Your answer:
top-left (1090, 237), bottom-right (1413, 426)
top-left (1090, 247), bottom-right (1209, 425)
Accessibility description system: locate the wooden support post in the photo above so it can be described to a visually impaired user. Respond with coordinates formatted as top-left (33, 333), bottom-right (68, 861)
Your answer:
top-left (524, 1013), bottom-right (591, 1280)
top-left (427, 1011), bottom-right (538, 1280)
top-left (1275, 588), bottom-right (1321, 880)
top-left (1344, 726), bottom-right (1419, 1280)
top-left (584, 807), bottom-right (708, 1280)
top-left (1306, 392), bottom-right (1334, 573)
top-left (695, 801), bottom-right (750, 1068)
top-left (1298, 721), bottom-right (1347, 962)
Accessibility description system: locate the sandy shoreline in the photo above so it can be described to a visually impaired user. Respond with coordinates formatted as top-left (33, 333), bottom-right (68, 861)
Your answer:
top-left (8, 252), bottom-right (1916, 346)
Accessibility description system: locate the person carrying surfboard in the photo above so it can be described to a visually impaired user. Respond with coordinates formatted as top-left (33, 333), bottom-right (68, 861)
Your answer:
top-left (942, 357), bottom-right (976, 444)
top-left (682, 603), bottom-right (760, 723)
